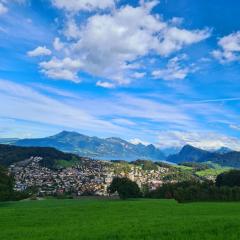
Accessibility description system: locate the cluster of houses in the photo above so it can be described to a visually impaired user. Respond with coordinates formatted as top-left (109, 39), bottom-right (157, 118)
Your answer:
top-left (8, 157), bottom-right (176, 196)
top-left (113, 163), bottom-right (171, 190)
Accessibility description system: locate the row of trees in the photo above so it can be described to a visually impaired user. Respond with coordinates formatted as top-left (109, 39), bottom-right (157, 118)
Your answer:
top-left (108, 170), bottom-right (240, 201)
top-left (147, 170), bottom-right (240, 202)
top-left (147, 180), bottom-right (240, 202)
top-left (216, 170), bottom-right (240, 187)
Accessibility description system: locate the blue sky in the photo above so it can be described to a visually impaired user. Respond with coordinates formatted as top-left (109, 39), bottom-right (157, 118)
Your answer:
top-left (1, 0), bottom-right (240, 150)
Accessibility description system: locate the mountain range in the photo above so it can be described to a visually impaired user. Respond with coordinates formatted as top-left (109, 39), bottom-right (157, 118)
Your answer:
top-left (167, 144), bottom-right (240, 168)
top-left (1, 131), bottom-right (239, 167)
top-left (1, 131), bottom-right (166, 161)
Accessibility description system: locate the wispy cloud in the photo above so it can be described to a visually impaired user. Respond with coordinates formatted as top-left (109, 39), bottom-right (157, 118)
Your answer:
top-left (194, 97), bottom-right (240, 103)
top-left (0, 4), bottom-right (53, 48)
top-left (229, 124), bottom-right (240, 131)
top-left (152, 54), bottom-right (197, 80)
top-left (0, 79), bottom-right (127, 136)
top-left (0, 79), bottom-right (198, 140)
top-left (1, 79), bottom-right (240, 149)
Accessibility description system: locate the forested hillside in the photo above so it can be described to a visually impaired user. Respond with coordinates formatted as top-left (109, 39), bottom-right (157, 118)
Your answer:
top-left (0, 144), bottom-right (80, 168)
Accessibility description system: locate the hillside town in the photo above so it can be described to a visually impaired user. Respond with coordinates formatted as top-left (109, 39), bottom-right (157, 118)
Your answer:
top-left (8, 157), bottom-right (182, 197)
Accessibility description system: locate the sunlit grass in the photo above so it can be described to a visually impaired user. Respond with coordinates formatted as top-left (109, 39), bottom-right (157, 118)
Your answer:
top-left (1, 199), bottom-right (240, 240)
top-left (196, 168), bottom-right (228, 177)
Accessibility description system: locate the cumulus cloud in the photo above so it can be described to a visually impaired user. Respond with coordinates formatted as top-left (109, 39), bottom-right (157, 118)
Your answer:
top-left (152, 54), bottom-right (196, 80)
top-left (27, 46), bottom-right (52, 57)
top-left (212, 32), bottom-right (240, 63)
top-left (63, 18), bottom-right (81, 40)
top-left (39, 57), bottom-right (82, 82)
top-left (37, 1), bottom-right (210, 85)
top-left (157, 131), bottom-right (240, 151)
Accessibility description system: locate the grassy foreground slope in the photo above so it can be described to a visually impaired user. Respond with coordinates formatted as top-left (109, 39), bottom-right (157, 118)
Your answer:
top-left (1, 199), bottom-right (240, 240)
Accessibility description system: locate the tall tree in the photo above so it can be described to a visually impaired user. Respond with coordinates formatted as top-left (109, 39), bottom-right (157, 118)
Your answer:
top-left (108, 177), bottom-right (142, 199)
top-left (0, 166), bottom-right (14, 201)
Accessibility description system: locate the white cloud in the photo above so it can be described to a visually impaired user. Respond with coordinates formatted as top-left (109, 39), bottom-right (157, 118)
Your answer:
top-left (63, 18), bottom-right (81, 40)
top-left (36, 1), bottom-right (210, 85)
top-left (169, 17), bottom-right (184, 26)
top-left (129, 138), bottom-right (150, 146)
top-left (156, 27), bottom-right (210, 56)
top-left (212, 32), bottom-right (240, 63)
top-left (53, 37), bottom-right (64, 51)
top-left (51, 0), bottom-right (116, 12)
top-left (39, 57), bottom-right (82, 82)
top-left (96, 81), bottom-right (115, 88)
top-left (27, 46), bottom-right (52, 57)
top-left (131, 72), bottom-right (146, 79)
top-left (0, 2), bottom-right (8, 15)
top-left (152, 54), bottom-right (196, 80)
top-left (157, 131), bottom-right (240, 151)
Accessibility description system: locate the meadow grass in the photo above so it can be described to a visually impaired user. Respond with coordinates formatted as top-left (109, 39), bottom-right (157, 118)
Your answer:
top-left (195, 168), bottom-right (228, 177)
top-left (1, 199), bottom-right (240, 240)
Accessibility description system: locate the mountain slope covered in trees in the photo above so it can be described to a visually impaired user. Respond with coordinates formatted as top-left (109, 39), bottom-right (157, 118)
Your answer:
top-left (0, 144), bottom-right (80, 168)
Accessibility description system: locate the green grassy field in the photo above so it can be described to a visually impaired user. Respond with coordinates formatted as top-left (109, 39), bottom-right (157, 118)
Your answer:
top-left (1, 199), bottom-right (240, 240)
top-left (195, 168), bottom-right (228, 177)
